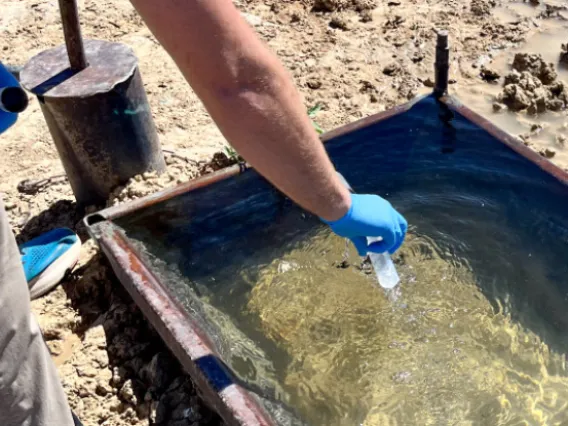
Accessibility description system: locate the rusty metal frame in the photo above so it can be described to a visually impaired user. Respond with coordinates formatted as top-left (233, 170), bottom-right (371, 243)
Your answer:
top-left (89, 224), bottom-right (274, 426)
top-left (85, 94), bottom-right (568, 426)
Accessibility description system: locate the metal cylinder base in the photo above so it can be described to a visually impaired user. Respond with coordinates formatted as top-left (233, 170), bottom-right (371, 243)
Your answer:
top-left (21, 39), bottom-right (165, 206)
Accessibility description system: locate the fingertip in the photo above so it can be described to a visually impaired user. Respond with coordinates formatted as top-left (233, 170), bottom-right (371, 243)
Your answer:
top-left (396, 213), bottom-right (408, 240)
top-left (388, 245), bottom-right (400, 255)
top-left (398, 212), bottom-right (408, 228)
top-left (388, 228), bottom-right (405, 255)
top-left (401, 220), bottom-right (408, 238)
top-left (367, 240), bottom-right (390, 254)
top-left (350, 236), bottom-right (369, 256)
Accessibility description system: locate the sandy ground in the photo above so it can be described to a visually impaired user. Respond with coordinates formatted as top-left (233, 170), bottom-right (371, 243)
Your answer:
top-left (1, 0), bottom-right (568, 425)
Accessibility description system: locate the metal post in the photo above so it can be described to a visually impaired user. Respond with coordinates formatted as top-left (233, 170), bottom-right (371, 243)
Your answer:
top-left (58, 0), bottom-right (88, 70)
top-left (434, 30), bottom-right (449, 98)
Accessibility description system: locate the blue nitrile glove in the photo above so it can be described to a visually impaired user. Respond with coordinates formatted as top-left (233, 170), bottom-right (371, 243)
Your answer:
top-left (323, 193), bottom-right (408, 256)
top-left (0, 62), bottom-right (28, 134)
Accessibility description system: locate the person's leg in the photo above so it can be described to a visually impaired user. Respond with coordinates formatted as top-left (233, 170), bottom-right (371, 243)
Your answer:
top-left (0, 200), bottom-right (74, 426)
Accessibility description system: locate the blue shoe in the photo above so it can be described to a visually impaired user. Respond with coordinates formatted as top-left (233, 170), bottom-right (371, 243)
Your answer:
top-left (20, 228), bottom-right (81, 300)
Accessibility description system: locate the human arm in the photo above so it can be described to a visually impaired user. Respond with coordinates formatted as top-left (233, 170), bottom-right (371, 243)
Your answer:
top-left (129, 0), bottom-right (350, 221)
top-left (129, 0), bottom-right (407, 252)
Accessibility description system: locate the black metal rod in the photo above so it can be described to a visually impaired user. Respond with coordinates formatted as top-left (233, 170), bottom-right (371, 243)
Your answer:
top-left (58, 0), bottom-right (87, 70)
top-left (434, 30), bottom-right (449, 98)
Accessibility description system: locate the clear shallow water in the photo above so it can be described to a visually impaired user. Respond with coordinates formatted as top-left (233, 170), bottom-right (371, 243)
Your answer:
top-left (122, 213), bottom-right (568, 425)
top-left (244, 228), bottom-right (568, 425)
top-left (114, 96), bottom-right (568, 425)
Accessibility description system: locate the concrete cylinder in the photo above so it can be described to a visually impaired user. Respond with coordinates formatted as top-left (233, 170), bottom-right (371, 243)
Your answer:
top-left (21, 39), bottom-right (166, 206)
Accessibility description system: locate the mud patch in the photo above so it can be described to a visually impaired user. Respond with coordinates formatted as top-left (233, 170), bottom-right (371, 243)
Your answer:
top-left (311, 0), bottom-right (377, 13)
top-left (497, 53), bottom-right (568, 113)
top-left (471, 0), bottom-right (496, 17)
top-left (538, 3), bottom-right (568, 19)
top-left (479, 20), bottom-right (530, 47)
top-left (480, 66), bottom-right (501, 82)
top-left (560, 42), bottom-right (568, 66)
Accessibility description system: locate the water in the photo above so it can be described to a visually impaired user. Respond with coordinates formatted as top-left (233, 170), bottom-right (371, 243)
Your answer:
top-left (246, 229), bottom-right (568, 425)
top-left (122, 212), bottom-right (568, 425)
top-left (115, 96), bottom-right (568, 425)
top-left (493, 2), bottom-right (541, 23)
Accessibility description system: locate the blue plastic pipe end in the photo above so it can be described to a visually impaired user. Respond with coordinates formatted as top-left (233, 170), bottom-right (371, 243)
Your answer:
top-left (0, 62), bottom-right (24, 134)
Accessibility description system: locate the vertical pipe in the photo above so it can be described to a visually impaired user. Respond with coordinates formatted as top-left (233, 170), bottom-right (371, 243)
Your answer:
top-left (434, 30), bottom-right (449, 98)
top-left (58, 0), bottom-right (88, 70)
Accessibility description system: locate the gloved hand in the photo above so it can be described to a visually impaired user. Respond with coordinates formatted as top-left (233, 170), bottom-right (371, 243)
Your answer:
top-left (0, 62), bottom-right (28, 134)
top-left (323, 193), bottom-right (407, 256)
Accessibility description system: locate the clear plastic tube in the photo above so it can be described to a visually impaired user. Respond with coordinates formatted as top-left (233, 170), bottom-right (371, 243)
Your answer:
top-left (367, 237), bottom-right (400, 289)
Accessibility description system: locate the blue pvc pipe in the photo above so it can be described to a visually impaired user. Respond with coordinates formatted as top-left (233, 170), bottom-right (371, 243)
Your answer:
top-left (0, 62), bottom-right (20, 134)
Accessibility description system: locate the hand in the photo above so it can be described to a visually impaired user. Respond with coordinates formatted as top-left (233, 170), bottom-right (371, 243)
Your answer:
top-left (323, 193), bottom-right (408, 256)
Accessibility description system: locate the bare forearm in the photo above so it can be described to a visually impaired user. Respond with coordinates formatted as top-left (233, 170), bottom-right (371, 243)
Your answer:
top-left (130, 0), bottom-right (350, 221)
top-left (203, 64), bottom-right (352, 221)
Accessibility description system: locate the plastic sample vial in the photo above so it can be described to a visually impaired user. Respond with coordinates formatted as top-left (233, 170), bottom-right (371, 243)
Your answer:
top-left (367, 237), bottom-right (400, 289)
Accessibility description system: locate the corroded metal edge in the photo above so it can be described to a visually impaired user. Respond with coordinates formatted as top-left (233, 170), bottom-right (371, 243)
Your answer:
top-left (98, 164), bottom-right (247, 221)
top-left (87, 224), bottom-right (275, 426)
